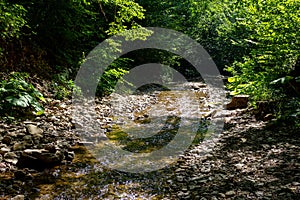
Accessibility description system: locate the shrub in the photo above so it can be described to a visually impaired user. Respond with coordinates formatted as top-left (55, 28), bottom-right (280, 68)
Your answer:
top-left (0, 72), bottom-right (45, 117)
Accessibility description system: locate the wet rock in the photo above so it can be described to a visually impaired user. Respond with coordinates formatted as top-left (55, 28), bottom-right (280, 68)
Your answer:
top-left (26, 124), bottom-right (43, 135)
top-left (226, 95), bottom-right (249, 110)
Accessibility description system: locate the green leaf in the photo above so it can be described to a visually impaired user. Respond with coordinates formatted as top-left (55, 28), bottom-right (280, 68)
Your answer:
top-left (228, 77), bottom-right (236, 83)
top-left (6, 96), bottom-right (29, 107)
top-left (230, 90), bottom-right (240, 95)
top-left (35, 110), bottom-right (44, 116)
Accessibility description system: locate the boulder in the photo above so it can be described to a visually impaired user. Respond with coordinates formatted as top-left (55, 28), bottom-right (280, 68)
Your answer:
top-left (17, 149), bottom-right (65, 170)
top-left (226, 95), bottom-right (249, 110)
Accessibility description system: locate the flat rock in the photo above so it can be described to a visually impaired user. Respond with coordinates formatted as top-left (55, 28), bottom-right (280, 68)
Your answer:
top-left (226, 95), bottom-right (249, 110)
top-left (17, 149), bottom-right (64, 170)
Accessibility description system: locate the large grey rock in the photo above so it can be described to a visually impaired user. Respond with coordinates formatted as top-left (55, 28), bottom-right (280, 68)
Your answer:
top-left (17, 149), bottom-right (65, 170)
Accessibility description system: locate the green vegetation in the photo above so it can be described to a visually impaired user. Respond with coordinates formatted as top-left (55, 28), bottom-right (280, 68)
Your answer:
top-left (0, 0), bottom-right (299, 123)
top-left (0, 72), bottom-right (45, 117)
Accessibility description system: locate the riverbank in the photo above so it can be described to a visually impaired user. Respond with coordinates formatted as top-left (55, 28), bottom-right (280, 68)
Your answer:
top-left (0, 82), bottom-right (299, 199)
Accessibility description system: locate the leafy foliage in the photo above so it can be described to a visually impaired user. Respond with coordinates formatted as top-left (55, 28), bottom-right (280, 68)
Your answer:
top-left (222, 0), bottom-right (300, 101)
top-left (0, 1), bottom-right (27, 40)
top-left (0, 72), bottom-right (45, 117)
top-left (51, 70), bottom-right (81, 100)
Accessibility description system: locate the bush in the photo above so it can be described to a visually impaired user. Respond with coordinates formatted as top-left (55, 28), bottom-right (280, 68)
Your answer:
top-left (222, 0), bottom-right (300, 102)
top-left (51, 70), bottom-right (80, 100)
top-left (0, 72), bottom-right (45, 117)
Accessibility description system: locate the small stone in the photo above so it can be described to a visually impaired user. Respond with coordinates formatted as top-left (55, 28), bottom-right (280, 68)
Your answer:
top-left (13, 142), bottom-right (26, 151)
top-left (219, 193), bottom-right (226, 198)
top-left (235, 163), bottom-right (244, 170)
top-left (241, 138), bottom-right (247, 143)
top-left (2, 136), bottom-right (12, 145)
top-left (0, 147), bottom-right (11, 155)
top-left (255, 191), bottom-right (264, 196)
top-left (225, 190), bottom-right (236, 196)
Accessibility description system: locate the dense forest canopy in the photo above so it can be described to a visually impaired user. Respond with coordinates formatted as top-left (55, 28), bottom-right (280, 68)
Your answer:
top-left (0, 0), bottom-right (299, 125)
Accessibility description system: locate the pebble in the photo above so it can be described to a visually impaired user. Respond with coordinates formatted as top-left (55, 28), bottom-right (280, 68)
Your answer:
top-left (225, 190), bottom-right (236, 196)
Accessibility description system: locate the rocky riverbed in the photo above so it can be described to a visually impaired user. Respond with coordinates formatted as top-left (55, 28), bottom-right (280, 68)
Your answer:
top-left (0, 82), bottom-right (299, 199)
